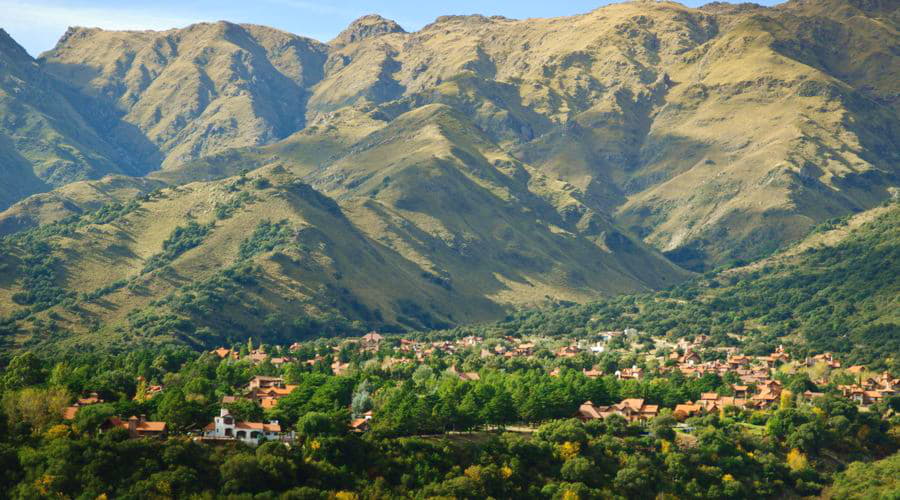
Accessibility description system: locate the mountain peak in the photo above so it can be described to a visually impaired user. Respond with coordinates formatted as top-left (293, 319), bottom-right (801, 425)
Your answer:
top-left (331, 14), bottom-right (405, 47)
top-left (0, 28), bottom-right (33, 63)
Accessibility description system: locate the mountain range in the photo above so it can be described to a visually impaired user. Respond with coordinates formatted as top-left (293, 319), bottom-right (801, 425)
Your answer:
top-left (0, 0), bottom-right (897, 350)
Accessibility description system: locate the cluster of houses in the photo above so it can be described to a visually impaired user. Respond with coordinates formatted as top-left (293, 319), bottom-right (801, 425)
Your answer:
top-left (838, 371), bottom-right (898, 406)
top-left (53, 330), bottom-right (893, 443)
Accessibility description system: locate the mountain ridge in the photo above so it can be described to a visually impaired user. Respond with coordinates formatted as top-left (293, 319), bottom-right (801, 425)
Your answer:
top-left (0, 0), bottom-right (897, 350)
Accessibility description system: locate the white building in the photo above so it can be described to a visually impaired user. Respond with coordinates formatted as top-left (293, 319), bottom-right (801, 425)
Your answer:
top-left (203, 409), bottom-right (293, 446)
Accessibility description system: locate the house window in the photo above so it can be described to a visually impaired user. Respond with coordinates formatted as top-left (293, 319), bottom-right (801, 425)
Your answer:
top-left (225, 428), bottom-right (233, 437)
top-left (224, 417), bottom-right (233, 425)
top-left (236, 430), bottom-right (246, 439)
top-left (250, 431), bottom-right (260, 439)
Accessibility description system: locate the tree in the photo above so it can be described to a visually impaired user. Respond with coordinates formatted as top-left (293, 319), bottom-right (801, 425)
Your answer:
top-left (779, 390), bottom-right (794, 410)
top-left (225, 399), bottom-right (264, 422)
top-left (350, 380), bottom-right (373, 418)
top-left (73, 403), bottom-right (117, 434)
top-left (650, 409), bottom-right (676, 442)
top-left (561, 456), bottom-right (594, 484)
top-left (1, 387), bottom-right (70, 434)
top-left (1, 353), bottom-right (43, 391)
top-left (156, 390), bottom-right (206, 431)
top-left (786, 448), bottom-right (809, 473)
top-left (296, 411), bottom-right (346, 438)
top-left (221, 453), bottom-right (267, 494)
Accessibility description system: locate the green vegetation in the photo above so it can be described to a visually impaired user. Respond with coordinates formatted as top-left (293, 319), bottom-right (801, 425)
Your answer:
top-left (238, 219), bottom-right (293, 260)
top-left (142, 221), bottom-right (215, 274)
top-left (464, 205), bottom-right (900, 371)
top-left (827, 452), bottom-right (900, 499)
top-left (214, 191), bottom-right (255, 220)
top-left (0, 345), bottom-right (895, 498)
top-left (9, 240), bottom-right (71, 312)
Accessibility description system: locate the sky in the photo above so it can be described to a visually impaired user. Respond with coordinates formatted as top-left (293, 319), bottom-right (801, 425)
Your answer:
top-left (1, 0), bottom-right (783, 57)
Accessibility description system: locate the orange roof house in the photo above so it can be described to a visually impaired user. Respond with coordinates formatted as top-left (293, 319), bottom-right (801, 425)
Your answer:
top-left (673, 403), bottom-right (702, 420)
top-left (104, 415), bottom-right (167, 438)
top-left (576, 399), bottom-right (659, 423)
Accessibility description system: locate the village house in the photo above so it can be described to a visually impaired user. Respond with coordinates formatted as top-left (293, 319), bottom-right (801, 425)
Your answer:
top-left (103, 415), bottom-right (167, 439)
top-left (847, 365), bottom-right (866, 375)
top-left (751, 380), bottom-right (782, 409)
top-left (458, 336), bottom-right (483, 347)
top-left (143, 384), bottom-right (164, 400)
top-left (203, 409), bottom-right (292, 446)
top-left (697, 393), bottom-right (748, 412)
top-left (332, 360), bottom-right (351, 376)
top-left (247, 376), bottom-right (286, 391)
top-left (727, 355), bottom-right (752, 369)
top-left (673, 402), bottom-right (703, 420)
top-left (878, 372), bottom-right (898, 391)
top-left (246, 349), bottom-right (269, 364)
top-left (63, 392), bottom-right (105, 420)
top-left (616, 365), bottom-right (643, 381)
top-left (555, 344), bottom-right (581, 358)
top-left (599, 331), bottom-right (623, 342)
top-left (670, 349), bottom-right (701, 365)
top-left (360, 332), bottom-right (384, 351)
top-left (250, 384), bottom-right (299, 409)
top-left (582, 367), bottom-right (603, 379)
top-left (806, 352), bottom-right (841, 369)
top-left (350, 410), bottom-right (373, 433)
top-left (211, 347), bottom-right (240, 360)
top-left (270, 356), bottom-right (292, 366)
top-left (577, 399), bottom-right (659, 423)
top-left (449, 365), bottom-right (480, 381)
top-left (510, 342), bottom-right (535, 358)
top-left (798, 390), bottom-right (826, 403)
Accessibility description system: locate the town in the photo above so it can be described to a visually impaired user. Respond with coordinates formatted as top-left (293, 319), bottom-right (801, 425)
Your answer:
top-left (59, 329), bottom-right (898, 445)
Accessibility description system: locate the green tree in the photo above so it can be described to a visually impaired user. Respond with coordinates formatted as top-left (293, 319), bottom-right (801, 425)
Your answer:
top-left (1, 353), bottom-right (43, 390)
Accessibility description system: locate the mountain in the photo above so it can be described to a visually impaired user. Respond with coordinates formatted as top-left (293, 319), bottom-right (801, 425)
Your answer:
top-left (40, 22), bottom-right (329, 170)
top-left (0, 29), bottom-right (155, 209)
top-left (3, 0), bottom-right (897, 266)
top-left (292, 0), bottom-right (899, 270)
top-left (0, 137), bottom-right (687, 351)
top-left (0, 0), bottom-right (898, 350)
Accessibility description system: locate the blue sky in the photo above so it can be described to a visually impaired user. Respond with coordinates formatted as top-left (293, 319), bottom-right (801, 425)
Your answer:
top-left (1, 0), bottom-right (783, 57)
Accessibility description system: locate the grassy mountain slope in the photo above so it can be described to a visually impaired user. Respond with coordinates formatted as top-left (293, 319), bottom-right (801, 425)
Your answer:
top-left (0, 107), bottom-right (689, 352)
top-left (40, 22), bottom-right (328, 169)
top-left (0, 174), bottom-right (492, 352)
top-left (0, 0), bottom-right (896, 353)
top-left (300, 0), bottom-right (899, 269)
top-left (3, 0), bottom-right (896, 268)
top-left (0, 29), bottom-right (154, 208)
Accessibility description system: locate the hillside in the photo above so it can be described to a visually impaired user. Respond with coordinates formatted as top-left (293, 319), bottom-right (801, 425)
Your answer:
top-left (0, 29), bottom-right (155, 209)
top-left (0, 0), bottom-right (897, 351)
top-left (293, 0), bottom-right (899, 269)
top-left (0, 0), bottom-right (891, 268)
top-left (469, 200), bottom-right (900, 371)
top-left (40, 22), bottom-right (329, 170)
top-left (0, 120), bottom-right (688, 352)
